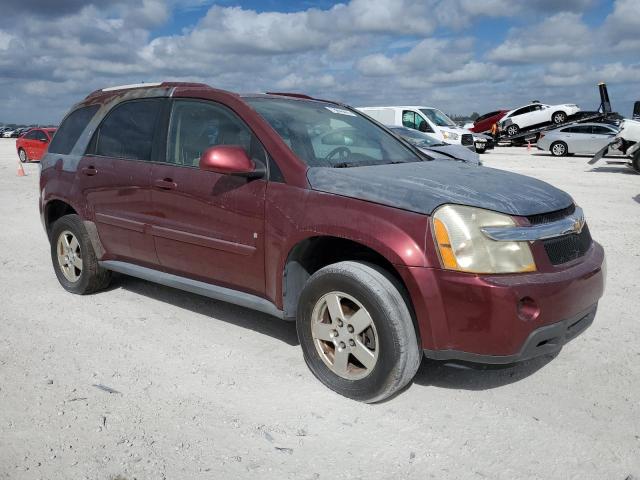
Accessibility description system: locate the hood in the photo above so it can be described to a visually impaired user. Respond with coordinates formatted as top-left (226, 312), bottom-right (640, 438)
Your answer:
top-left (307, 161), bottom-right (573, 216)
top-left (440, 126), bottom-right (470, 134)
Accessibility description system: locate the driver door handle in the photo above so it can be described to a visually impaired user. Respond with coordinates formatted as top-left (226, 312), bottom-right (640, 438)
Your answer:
top-left (81, 166), bottom-right (98, 176)
top-left (154, 178), bottom-right (177, 190)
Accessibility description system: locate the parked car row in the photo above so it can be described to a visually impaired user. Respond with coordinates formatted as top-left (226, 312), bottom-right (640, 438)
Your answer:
top-left (1, 126), bottom-right (35, 138)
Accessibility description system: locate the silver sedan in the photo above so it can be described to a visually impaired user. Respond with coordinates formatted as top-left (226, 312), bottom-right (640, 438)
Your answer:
top-left (537, 123), bottom-right (620, 157)
top-left (387, 126), bottom-right (481, 165)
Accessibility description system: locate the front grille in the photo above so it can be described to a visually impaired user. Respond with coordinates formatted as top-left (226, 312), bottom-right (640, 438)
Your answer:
top-left (527, 204), bottom-right (575, 225)
top-left (543, 224), bottom-right (592, 265)
top-left (461, 133), bottom-right (473, 146)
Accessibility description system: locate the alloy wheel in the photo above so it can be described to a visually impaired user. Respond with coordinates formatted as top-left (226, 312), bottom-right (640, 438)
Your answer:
top-left (56, 230), bottom-right (83, 282)
top-left (311, 291), bottom-right (379, 380)
top-left (553, 113), bottom-right (566, 124)
top-left (18, 150), bottom-right (27, 163)
top-left (552, 143), bottom-right (566, 156)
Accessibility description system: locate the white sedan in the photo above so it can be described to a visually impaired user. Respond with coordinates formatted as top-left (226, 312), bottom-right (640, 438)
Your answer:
top-left (499, 102), bottom-right (581, 136)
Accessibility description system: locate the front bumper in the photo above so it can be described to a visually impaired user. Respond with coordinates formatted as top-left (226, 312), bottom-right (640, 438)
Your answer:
top-left (423, 305), bottom-right (597, 364)
top-left (398, 242), bottom-right (605, 363)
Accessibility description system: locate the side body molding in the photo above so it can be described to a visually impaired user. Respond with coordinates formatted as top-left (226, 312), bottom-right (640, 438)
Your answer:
top-left (99, 260), bottom-right (284, 319)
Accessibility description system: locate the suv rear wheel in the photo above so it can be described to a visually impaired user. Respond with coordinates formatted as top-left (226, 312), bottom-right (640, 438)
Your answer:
top-left (297, 261), bottom-right (420, 402)
top-left (50, 214), bottom-right (111, 294)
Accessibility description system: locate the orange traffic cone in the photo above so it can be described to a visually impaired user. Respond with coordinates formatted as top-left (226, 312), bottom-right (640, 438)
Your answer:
top-left (17, 162), bottom-right (26, 177)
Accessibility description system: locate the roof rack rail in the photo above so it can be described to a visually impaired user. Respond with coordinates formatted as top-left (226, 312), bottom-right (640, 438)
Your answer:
top-left (102, 82), bottom-right (162, 92)
top-left (265, 92), bottom-right (314, 100)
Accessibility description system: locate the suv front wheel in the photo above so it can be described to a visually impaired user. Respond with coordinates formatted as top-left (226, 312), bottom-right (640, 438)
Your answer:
top-left (297, 261), bottom-right (421, 402)
top-left (50, 214), bottom-right (111, 294)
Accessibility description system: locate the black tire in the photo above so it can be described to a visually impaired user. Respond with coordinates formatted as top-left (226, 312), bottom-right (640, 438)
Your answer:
top-left (550, 141), bottom-right (568, 157)
top-left (18, 148), bottom-right (28, 163)
top-left (297, 261), bottom-right (420, 403)
top-left (552, 111), bottom-right (567, 124)
top-left (506, 124), bottom-right (519, 136)
top-left (50, 214), bottom-right (111, 294)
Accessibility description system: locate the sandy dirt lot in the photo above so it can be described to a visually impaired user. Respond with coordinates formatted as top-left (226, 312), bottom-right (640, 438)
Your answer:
top-left (0, 138), bottom-right (638, 480)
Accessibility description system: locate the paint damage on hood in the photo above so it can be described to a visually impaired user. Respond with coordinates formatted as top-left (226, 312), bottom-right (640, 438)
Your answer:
top-left (307, 161), bottom-right (573, 216)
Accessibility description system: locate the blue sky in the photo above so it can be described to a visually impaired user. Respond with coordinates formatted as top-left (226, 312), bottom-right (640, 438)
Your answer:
top-left (1, 0), bottom-right (639, 124)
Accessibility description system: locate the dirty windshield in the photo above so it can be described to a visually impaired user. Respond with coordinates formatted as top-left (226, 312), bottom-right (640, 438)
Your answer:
top-left (247, 97), bottom-right (422, 168)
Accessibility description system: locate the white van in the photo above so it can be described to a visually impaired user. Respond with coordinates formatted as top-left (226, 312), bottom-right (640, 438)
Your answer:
top-left (357, 106), bottom-right (475, 150)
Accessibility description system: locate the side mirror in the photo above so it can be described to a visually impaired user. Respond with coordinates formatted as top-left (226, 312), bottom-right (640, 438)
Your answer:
top-left (199, 145), bottom-right (264, 178)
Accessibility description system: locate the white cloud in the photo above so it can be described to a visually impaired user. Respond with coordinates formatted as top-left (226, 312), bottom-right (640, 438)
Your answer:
top-left (488, 12), bottom-right (592, 63)
top-left (0, 0), bottom-right (639, 125)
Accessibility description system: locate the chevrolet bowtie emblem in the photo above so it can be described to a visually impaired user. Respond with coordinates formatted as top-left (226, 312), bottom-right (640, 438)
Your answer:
top-left (572, 216), bottom-right (585, 234)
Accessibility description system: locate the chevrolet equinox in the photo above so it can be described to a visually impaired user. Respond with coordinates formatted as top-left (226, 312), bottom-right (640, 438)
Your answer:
top-left (40, 82), bottom-right (605, 402)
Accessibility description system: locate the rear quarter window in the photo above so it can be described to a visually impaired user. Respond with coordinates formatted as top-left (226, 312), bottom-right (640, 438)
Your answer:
top-left (48, 105), bottom-right (100, 155)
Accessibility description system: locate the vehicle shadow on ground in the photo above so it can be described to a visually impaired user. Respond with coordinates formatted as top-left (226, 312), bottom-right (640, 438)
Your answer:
top-left (587, 166), bottom-right (637, 174)
top-left (412, 354), bottom-right (556, 391)
top-left (109, 273), bottom-right (300, 346)
top-left (633, 194), bottom-right (640, 204)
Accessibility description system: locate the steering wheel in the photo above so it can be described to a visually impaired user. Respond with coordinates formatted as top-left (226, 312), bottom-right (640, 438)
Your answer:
top-left (325, 146), bottom-right (351, 163)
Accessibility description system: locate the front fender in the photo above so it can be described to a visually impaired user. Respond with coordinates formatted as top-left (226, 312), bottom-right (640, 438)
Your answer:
top-left (264, 184), bottom-right (432, 308)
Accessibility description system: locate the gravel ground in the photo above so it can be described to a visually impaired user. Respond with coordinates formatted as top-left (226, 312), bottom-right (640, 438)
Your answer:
top-left (0, 138), bottom-right (639, 480)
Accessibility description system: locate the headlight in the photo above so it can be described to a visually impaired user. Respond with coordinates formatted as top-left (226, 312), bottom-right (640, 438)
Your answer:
top-left (442, 131), bottom-right (459, 141)
top-left (432, 204), bottom-right (536, 273)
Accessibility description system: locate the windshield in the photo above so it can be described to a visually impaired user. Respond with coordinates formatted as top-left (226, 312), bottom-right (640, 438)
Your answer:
top-left (246, 98), bottom-right (422, 167)
top-left (420, 108), bottom-right (456, 127)
top-left (389, 127), bottom-right (443, 147)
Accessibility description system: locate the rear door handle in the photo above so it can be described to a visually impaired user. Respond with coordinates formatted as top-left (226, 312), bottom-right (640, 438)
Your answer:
top-left (81, 166), bottom-right (98, 176)
top-left (154, 178), bottom-right (177, 190)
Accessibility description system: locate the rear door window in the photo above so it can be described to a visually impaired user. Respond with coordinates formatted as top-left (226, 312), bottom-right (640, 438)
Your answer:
top-left (573, 126), bottom-right (591, 134)
top-left (92, 99), bottom-right (163, 161)
top-left (48, 105), bottom-right (100, 155)
top-left (591, 125), bottom-right (615, 135)
top-left (34, 130), bottom-right (49, 141)
top-left (23, 130), bottom-right (39, 140)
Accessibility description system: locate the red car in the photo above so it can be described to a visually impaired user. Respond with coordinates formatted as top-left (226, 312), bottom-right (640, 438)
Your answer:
top-left (39, 83), bottom-right (604, 402)
top-left (17, 128), bottom-right (56, 162)
top-left (470, 110), bottom-right (509, 133)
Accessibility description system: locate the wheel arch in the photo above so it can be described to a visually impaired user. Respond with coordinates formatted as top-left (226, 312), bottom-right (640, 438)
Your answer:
top-left (44, 199), bottom-right (78, 237)
top-left (281, 235), bottom-right (419, 338)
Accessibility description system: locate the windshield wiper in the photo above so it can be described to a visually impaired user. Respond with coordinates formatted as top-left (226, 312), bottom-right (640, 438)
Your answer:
top-left (333, 162), bottom-right (359, 168)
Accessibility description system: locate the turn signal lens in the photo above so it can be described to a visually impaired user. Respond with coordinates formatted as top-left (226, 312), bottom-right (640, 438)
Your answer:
top-left (433, 218), bottom-right (459, 269)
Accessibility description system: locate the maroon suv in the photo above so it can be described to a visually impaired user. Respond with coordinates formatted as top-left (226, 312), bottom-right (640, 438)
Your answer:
top-left (40, 82), bottom-right (605, 402)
